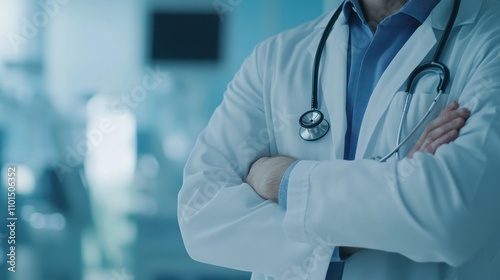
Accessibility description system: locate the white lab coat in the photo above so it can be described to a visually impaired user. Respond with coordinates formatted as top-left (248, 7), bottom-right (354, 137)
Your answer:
top-left (178, 0), bottom-right (500, 279)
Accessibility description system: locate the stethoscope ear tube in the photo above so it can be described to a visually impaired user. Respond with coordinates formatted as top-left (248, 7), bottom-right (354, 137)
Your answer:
top-left (310, 5), bottom-right (344, 111)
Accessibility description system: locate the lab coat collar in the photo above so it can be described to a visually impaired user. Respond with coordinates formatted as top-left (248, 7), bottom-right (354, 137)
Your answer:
top-left (308, 0), bottom-right (481, 59)
top-left (314, 7), bottom-right (347, 30)
top-left (307, 2), bottom-right (347, 56)
top-left (431, 0), bottom-right (482, 30)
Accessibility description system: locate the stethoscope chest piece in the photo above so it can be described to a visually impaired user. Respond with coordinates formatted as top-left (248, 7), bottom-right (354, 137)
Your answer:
top-left (299, 109), bottom-right (330, 141)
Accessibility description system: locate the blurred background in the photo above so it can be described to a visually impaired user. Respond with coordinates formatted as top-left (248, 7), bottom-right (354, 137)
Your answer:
top-left (0, 0), bottom-right (340, 279)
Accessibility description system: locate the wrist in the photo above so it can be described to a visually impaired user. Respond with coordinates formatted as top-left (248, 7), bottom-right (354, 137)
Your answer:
top-left (265, 156), bottom-right (296, 202)
top-left (246, 156), bottom-right (296, 202)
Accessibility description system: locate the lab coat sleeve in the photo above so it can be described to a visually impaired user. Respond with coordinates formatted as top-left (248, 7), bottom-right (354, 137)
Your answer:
top-left (283, 30), bottom-right (500, 267)
top-left (178, 43), bottom-right (328, 276)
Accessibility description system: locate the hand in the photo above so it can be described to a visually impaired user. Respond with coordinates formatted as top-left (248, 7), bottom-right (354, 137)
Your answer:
top-left (407, 101), bottom-right (470, 158)
top-left (245, 156), bottom-right (296, 202)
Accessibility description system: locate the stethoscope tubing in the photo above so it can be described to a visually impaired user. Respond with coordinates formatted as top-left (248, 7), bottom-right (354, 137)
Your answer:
top-left (311, 6), bottom-right (343, 110)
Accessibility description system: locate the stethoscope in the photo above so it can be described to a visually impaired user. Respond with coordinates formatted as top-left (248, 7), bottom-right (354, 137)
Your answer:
top-left (299, 0), bottom-right (461, 162)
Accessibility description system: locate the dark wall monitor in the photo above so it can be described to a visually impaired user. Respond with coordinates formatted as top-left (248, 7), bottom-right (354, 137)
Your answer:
top-left (150, 12), bottom-right (221, 62)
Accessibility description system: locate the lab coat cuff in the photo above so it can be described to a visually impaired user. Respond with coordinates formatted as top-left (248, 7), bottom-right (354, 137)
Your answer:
top-left (283, 160), bottom-right (318, 243)
top-left (278, 160), bottom-right (300, 211)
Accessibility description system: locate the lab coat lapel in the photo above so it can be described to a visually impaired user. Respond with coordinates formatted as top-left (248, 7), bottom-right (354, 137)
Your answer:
top-left (308, 12), bottom-right (350, 159)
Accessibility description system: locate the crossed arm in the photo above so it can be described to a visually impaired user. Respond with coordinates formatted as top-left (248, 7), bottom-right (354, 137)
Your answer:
top-left (246, 101), bottom-right (470, 202)
top-left (245, 101), bottom-right (470, 258)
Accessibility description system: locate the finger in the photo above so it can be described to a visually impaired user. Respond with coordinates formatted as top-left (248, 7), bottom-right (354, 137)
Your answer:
top-left (424, 107), bottom-right (466, 134)
top-left (425, 101), bottom-right (469, 129)
top-left (412, 115), bottom-right (448, 154)
top-left (418, 117), bottom-right (465, 153)
top-left (420, 105), bottom-right (470, 145)
top-left (415, 102), bottom-right (456, 139)
top-left (425, 116), bottom-right (466, 144)
top-left (436, 101), bottom-right (459, 118)
top-left (457, 107), bottom-right (471, 119)
top-left (412, 114), bottom-right (465, 158)
top-left (441, 101), bottom-right (459, 115)
top-left (407, 145), bottom-right (418, 158)
top-left (407, 103), bottom-right (469, 159)
top-left (421, 129), bottom-right (459, 155)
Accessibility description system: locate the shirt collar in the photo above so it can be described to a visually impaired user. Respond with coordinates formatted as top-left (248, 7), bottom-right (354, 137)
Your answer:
top-left (401, 0), bottom-right (441, 23)
top-left (342, 0), bottom-right (441, 25)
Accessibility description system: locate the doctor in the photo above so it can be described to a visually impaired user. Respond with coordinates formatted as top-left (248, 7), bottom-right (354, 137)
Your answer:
top-left (178, 0), bottom-right (500, 279)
